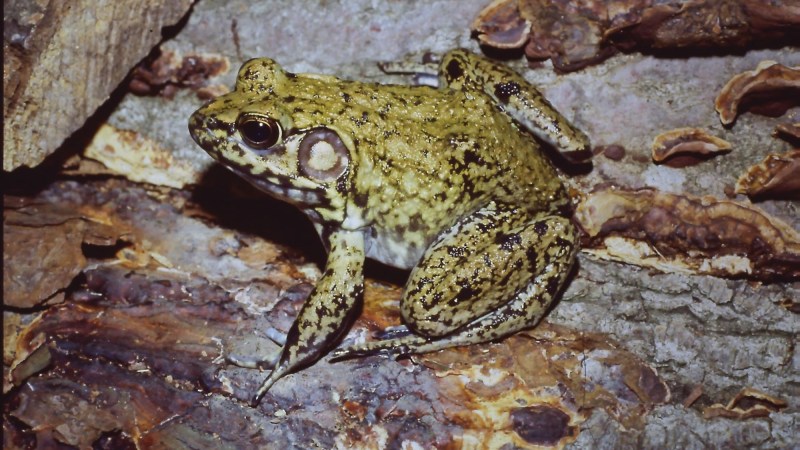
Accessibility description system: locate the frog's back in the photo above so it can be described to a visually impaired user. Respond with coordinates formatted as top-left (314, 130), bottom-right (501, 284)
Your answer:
top-left (323, 78), bottom-right (568, 268)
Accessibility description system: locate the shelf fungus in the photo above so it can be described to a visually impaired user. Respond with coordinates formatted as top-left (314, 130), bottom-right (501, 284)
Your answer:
top-left (574, 188), bottom-right (800, 281)
top-left (129, 50), bottom-right (230, 99)
top-left (472, 1), bottom-right (800, 72)
top-left (651, 128), bottom-right (732, 167)
top-left (471, 0), bottom-right (531, 49)
top-left (715, 61), bottom-right (800, 126)
top-left (774, 122), bottom-right (800, 142)
top-left (735, 149), bottom-right (800, 200)
top-left (703, 388), bottom-right (787, 420)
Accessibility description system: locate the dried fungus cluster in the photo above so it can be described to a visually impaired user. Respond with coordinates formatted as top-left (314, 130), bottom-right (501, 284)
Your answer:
top-left (473, 0), bottom-right (800, 72)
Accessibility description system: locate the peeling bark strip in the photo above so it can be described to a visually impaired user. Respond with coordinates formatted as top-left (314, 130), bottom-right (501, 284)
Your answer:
top-left (703, 388), bottom-right (788, 420)
top-left (3, 0), bottom-right (195, 171)
top-left (473, 0), bottom-right (800, 72)
top-left (575, 188), bottom-right (800, 281)
top-left (3, 198), bottom-right (130, 308)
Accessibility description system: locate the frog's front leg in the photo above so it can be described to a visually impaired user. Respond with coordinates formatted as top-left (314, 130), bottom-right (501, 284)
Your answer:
top-left (440, 49), bottom-right (590, 157)
top-left (251, 229), bottom-right (364, 405)
top-left (332, 202), bottom-right (577, 358)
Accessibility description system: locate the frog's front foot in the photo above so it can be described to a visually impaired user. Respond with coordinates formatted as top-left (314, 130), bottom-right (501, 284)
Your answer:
top-left (226, 351), bottom-right (282, 406)
top-left (224, 326), bottom-right (286, 369)
top-left (226, 353), bottom-right (279, 370)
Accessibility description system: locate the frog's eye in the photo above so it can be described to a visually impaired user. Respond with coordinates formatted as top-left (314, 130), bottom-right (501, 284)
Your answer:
top-left (237, 115), bottom-right (282, 149)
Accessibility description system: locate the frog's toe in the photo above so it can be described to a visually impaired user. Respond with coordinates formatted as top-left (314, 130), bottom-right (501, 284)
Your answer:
top-left (329, 343), bottom-right (402, 361)
top-left (331, 334), bottom-right (431, 361)
top-left (329, 345), bottom-right (396, 361)
top-left (226, 352), bottom-right (279, 370)
top-left (374, 325), bottom-right (413, 340)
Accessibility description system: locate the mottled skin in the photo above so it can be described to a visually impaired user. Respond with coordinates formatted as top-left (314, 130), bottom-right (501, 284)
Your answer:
top-left (188, 49), bottom-right (590, 405)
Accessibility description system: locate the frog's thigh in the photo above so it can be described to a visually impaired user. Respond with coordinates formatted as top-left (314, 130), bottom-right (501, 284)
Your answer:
top-left (402, 203), bottom-right (577, 339)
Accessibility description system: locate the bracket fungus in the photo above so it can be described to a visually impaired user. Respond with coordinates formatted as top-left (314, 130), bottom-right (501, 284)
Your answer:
top-left (575, 188), bottom-right (800, 281)
top-left (715, 61), bottom-right (800, 126)
top-left (473, 1), bottom-right (800, 72)
top-left (651, 128), bottom-right (732, 167)
top-left (735, 149), bottom-right (800, 200)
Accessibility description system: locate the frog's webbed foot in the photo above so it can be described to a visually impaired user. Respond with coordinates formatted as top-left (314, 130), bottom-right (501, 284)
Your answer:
top-left (331, 333), bottom-right (484, 361)
top-left (439, 49), bottom-right (591, 161)
top-left (330, 325), bottom-right (415, 360)
top-left (330, 333), bottom-right (426, 360)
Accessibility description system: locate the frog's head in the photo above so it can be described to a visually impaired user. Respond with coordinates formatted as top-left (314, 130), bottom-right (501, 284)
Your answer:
top-left (189, 58), bottom-right (353, 212)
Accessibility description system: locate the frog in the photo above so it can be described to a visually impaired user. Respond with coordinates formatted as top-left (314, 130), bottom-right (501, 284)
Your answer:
top-left (188, 49), bottom-right (590, 406)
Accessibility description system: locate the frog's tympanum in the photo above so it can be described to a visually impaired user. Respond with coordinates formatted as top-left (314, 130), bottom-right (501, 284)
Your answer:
top-left (189, 49), bottom-right (590, 405)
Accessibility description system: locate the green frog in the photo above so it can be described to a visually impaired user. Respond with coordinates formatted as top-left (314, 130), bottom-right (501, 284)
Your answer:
top-left (188, 49), bottom-right (589, 405)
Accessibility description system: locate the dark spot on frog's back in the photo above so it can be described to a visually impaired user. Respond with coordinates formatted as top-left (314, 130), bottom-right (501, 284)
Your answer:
top-left (545, 275), bottom-right (560, 297)
top-left (447, 245), bottom-right (466, 258)
top-left (525, 247), bottom-right (538, 265)
top-left (497, 232), bottom-right (522, 251)
top-left (463, 149), bottom-right (482, 165)
top-left (408, 215), bottom-right (425, 232)
top-left (494, 81), bottom-right (520, 104)
top-left (455, 285), bottom-right (476, 302)
top-left (353, 192), bottom-right (368, 207)
top-left (446, 59), bottom-right (464, 80)
top-left (533, 221), bottom-right (549, 236)
top-left (341, 92), bottom-right (351, 102)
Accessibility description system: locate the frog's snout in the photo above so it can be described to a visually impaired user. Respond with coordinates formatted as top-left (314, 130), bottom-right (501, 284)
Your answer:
top-left (187, 111), bottom-right (209, 147)
top-left (188, 109), bottom-right (227, 152)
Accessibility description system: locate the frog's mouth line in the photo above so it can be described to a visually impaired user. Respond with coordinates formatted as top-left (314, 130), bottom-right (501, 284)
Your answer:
top-left (225, 160), bottom-right (328, 210)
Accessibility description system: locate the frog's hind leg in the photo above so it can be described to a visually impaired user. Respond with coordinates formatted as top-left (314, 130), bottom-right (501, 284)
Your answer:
top-left (439, 49), bottom-right (590, 156)
top-left (331, 202), bottom-right (577, 359)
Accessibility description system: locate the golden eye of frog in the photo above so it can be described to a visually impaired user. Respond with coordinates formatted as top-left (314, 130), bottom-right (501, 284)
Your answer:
top-left (188, 49), bottom-right (590, 405)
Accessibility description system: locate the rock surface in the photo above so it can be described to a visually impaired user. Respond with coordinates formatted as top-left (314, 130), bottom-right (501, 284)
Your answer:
top-left (3, 0), bottom-right (194, 171)
top-left (3, 1), bottom-right (798, 449)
